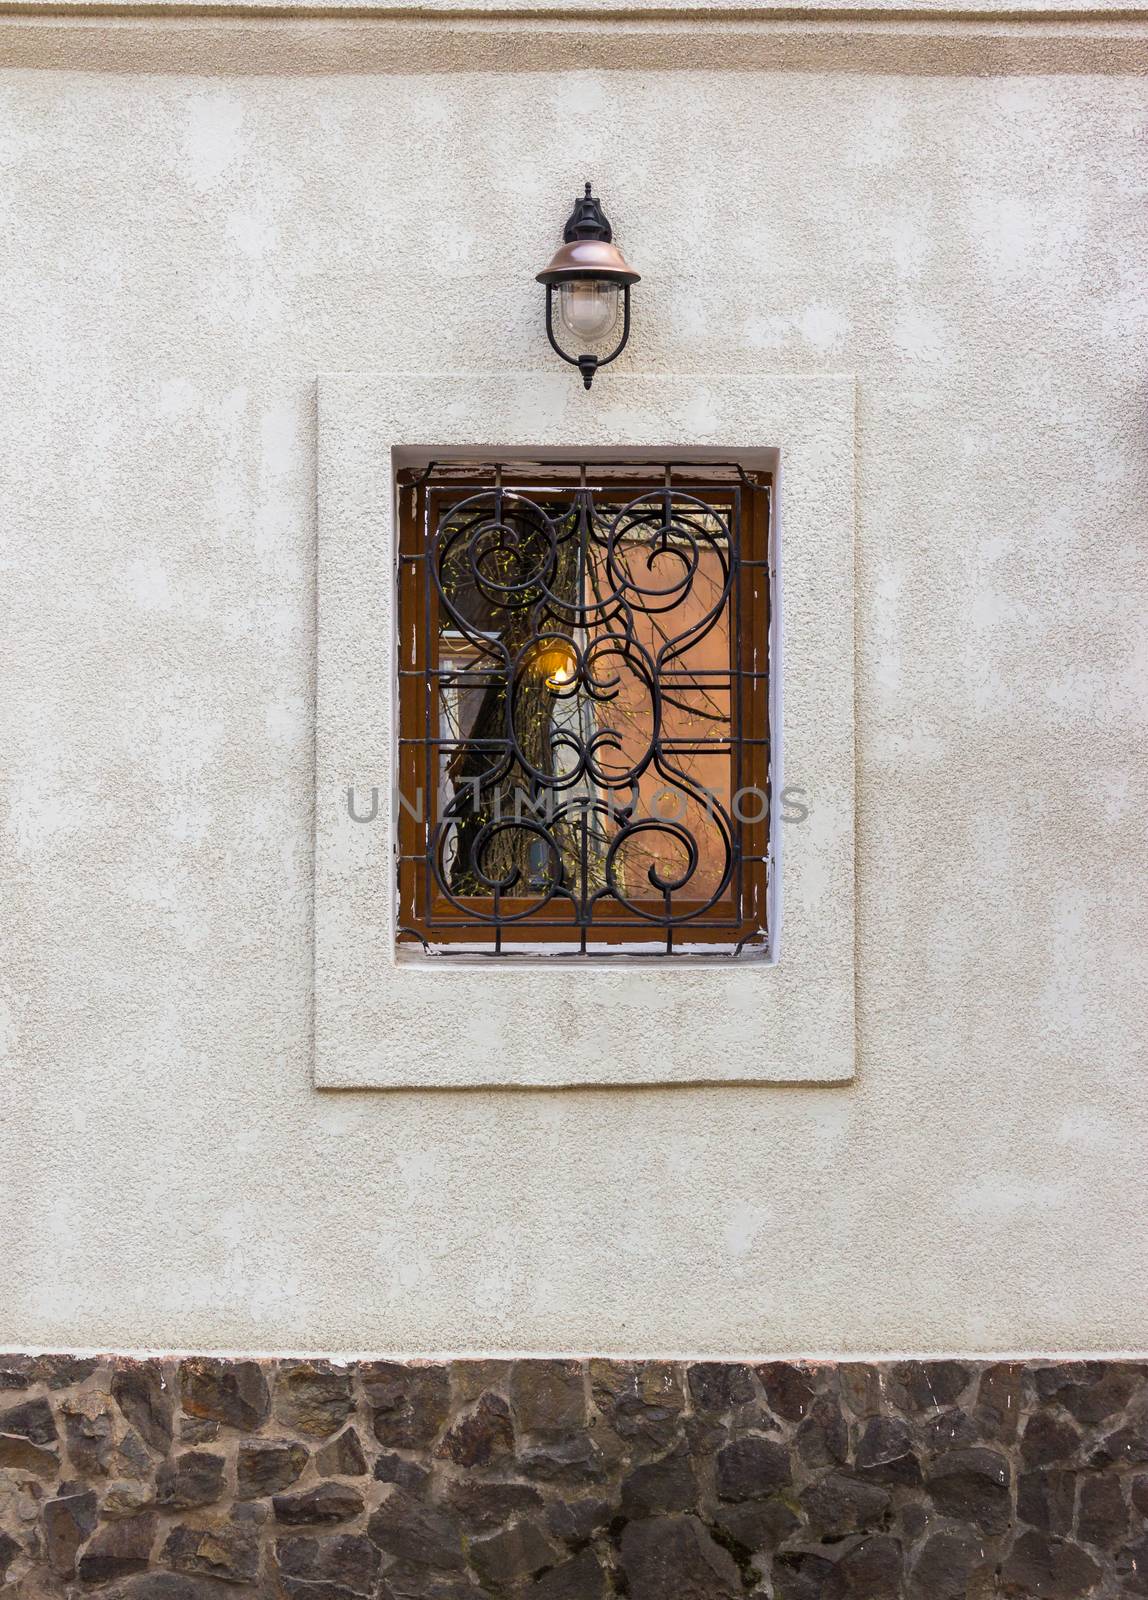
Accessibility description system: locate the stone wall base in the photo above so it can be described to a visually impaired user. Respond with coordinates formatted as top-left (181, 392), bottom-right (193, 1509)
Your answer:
top-left (0, 1356), bottom-right (1145, 1599)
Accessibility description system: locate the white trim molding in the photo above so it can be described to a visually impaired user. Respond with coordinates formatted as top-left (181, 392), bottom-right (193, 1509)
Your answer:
top-left (315, 372), bottom-right (855, 1088)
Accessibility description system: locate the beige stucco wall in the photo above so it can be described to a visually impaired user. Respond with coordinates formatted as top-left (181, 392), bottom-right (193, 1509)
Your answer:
top-left (2, 4), bottom-right (1147, 1355)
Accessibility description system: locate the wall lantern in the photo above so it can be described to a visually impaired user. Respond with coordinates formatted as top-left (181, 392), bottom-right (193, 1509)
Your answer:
top-left (536, 183), bottom-right (640, 390)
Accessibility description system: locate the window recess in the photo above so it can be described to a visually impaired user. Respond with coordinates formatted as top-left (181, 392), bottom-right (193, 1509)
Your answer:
top-left (395, 459), bottom-right (772, 959)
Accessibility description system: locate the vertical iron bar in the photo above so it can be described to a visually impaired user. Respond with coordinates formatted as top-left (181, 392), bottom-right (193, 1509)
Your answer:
top-left (422, 480), bottom-right (434, 930)
top-left (579, 804), bottom-right (589, 954)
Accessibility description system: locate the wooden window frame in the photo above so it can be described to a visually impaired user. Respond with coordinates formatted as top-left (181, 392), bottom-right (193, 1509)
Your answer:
top-left (395, 459), bottom-right (772, 959)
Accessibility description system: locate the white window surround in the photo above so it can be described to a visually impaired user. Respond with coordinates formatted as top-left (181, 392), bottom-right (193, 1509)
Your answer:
top-left (315, 372), bottom-right (855, 1088)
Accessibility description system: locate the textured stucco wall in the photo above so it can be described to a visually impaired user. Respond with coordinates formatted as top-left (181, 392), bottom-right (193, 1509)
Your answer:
top-left (1, 16), bottom-right (1147, 1354)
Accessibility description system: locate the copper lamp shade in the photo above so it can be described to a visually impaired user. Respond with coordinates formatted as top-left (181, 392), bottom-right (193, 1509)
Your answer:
top-left (536, 236), bottom-right (640, 287)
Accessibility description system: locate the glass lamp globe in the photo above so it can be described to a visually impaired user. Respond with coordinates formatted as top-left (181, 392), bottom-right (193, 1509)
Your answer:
top-left (556, 279), bottom-right (620, 343)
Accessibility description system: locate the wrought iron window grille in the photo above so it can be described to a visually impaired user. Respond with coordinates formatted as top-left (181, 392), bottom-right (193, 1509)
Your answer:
top-left (395, 460), bottom-right (773, 959)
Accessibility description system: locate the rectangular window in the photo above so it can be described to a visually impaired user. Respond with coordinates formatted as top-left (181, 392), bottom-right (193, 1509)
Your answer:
top-left (395, 460), bottom-right (772, 958)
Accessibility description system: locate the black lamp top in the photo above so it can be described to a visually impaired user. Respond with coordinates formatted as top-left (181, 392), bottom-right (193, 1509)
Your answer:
top-left (563, 183), bottom-right (613, 244)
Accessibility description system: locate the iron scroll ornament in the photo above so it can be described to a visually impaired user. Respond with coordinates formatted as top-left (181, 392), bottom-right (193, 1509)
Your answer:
top-left (401, 469), bottom-right (771, 957)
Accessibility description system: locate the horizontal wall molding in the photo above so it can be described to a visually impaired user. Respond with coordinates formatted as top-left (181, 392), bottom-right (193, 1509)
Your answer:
top-left (4, 0), bottom-right (1148, 17)
top-left (3, 9), bottom-right (1146, 76)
